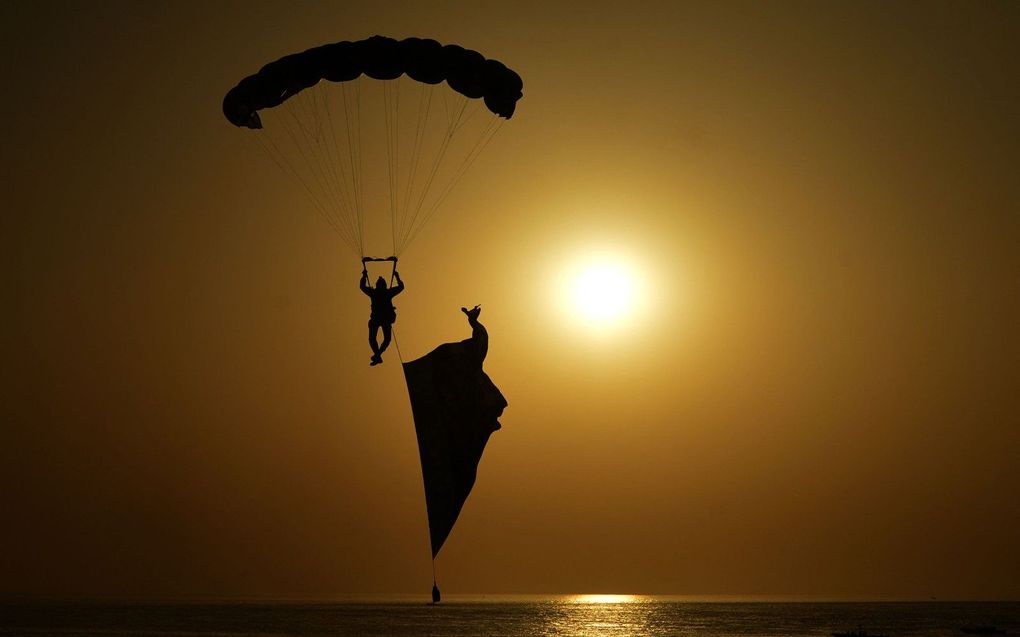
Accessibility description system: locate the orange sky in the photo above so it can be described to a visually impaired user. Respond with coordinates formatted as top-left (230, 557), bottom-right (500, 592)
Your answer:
top-left (1, 1), bottom-right (1018, 600)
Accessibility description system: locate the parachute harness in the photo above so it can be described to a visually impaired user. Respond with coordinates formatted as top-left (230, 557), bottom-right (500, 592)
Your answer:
top-left (388, 263), bottom-right (405, 366)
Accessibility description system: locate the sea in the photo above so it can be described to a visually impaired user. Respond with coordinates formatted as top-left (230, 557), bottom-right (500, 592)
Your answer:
top-left (0, 597), bottom-right (1016, 637)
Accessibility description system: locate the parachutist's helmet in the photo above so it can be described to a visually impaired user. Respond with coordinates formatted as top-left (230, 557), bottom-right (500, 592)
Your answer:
top-left (375, 276), bottom-right (387, 289)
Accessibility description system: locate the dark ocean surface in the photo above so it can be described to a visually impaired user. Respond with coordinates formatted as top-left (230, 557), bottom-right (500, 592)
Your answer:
top-left (0, 598), bottom-right (1016, 637)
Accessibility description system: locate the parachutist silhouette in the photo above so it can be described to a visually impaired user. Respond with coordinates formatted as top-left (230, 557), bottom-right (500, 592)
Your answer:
top-left (361, 267), bottom-right (404, 365)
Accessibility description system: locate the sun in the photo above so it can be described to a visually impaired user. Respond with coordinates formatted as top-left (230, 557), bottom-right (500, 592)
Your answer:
top-left (572, 263), bottom-right (634, 322)
top-left (560, 253), bottom-right (645, 332)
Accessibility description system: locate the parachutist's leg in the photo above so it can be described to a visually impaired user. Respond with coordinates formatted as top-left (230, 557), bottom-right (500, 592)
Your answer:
top-left (379, 323), bottom-right (392, 355)
top-left (369, 320), bottom-right (381, 356)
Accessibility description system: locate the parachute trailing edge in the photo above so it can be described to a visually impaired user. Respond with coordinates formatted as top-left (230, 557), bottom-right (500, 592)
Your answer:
top-left (223, 35), bottom-right (524, 129)
top-left (402, 313), bottom-right (507, 557)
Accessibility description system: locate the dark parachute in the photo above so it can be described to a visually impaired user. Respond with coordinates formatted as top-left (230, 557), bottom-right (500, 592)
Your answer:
top-left (221, 36), bottom-right (523, 258)
top-left (402, 309), bottom-right (507, 559)
top-left (223, 35), bottom-right (524, 129)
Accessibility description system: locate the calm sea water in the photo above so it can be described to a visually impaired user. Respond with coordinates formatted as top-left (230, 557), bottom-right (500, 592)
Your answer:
top-left (0, 598), bottom-right (1016, 637)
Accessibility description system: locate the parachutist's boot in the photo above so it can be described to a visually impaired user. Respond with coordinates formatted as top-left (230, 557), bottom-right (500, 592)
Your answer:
top-left (370, 354), bottom-right (382, 366)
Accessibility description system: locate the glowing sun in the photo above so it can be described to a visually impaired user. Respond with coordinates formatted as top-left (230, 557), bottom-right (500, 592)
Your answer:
top-left (563, 255), bottom-right (644, 331)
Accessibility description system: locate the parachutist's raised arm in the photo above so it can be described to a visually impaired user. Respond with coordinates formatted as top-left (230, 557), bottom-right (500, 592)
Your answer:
top-left (360, 269), bottom-right (371, 295)
top-left (392, 271), bottom-right (405, 296)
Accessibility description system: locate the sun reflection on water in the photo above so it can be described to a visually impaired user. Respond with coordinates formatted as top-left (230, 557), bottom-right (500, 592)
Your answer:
top-left (567, 594), bottom-right (642, 604)
top-left (543, 595), bottom-right (656, 636)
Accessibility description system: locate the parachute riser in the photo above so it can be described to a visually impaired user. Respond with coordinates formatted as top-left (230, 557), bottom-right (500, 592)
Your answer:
top-left (360, 256), bottom-right (399, 286)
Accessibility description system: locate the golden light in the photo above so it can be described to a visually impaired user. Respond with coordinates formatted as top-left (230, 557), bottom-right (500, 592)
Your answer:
top-left (567, 594), bottom-right (641, 604)
top-left (557, 252), bottom-right (646, 333)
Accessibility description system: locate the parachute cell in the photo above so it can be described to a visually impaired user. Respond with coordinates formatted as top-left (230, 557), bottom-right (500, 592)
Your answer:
top-left (223, 36), bottom-right (523, 129)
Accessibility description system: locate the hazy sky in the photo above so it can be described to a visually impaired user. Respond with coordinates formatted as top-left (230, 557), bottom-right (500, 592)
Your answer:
top-left (1, 1), bottom-right (1018, 600)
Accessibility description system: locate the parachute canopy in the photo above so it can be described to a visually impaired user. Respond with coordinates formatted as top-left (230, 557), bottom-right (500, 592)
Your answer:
top-left (402, 315), bottom-right (507, 557)
top-left (223, 35), bottom-right (523, 128)
top-left (222, 36), bottom-right (523, 258)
